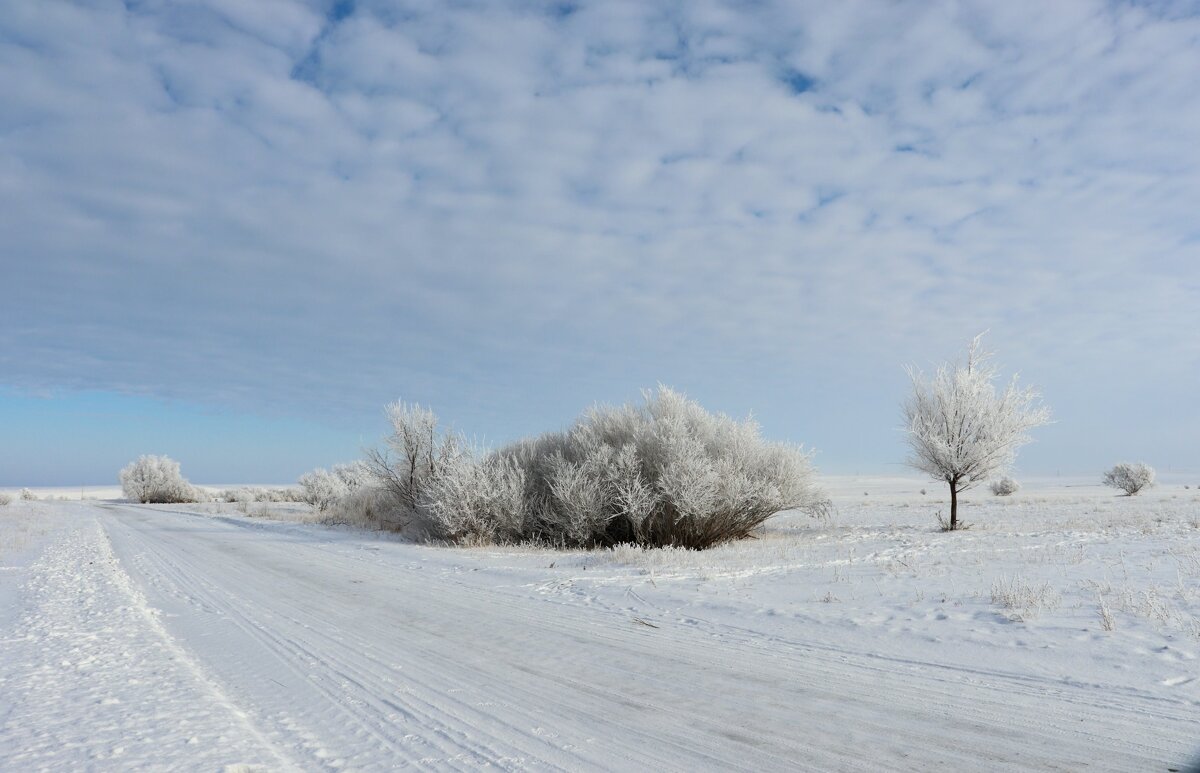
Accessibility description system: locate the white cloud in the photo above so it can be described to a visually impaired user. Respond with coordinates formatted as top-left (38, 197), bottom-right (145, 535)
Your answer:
top-left (1, 0), bottom-right (1197, 467)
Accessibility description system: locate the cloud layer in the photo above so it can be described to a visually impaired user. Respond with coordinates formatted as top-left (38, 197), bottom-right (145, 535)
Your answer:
top-left (2, 0), bottom-right (1198, 470)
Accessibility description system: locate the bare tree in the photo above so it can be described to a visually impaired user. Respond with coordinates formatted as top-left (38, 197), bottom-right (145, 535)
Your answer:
top-left (902, 334), bottom-right (1050, 530)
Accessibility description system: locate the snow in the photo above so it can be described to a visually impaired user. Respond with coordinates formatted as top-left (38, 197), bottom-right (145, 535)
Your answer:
top-left (2, 478), bottom-right (1199, 771)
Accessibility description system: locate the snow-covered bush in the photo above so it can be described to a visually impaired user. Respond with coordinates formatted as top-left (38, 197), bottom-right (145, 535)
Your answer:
top-left (298, 468), bottom-right (344, 510)
top-left (19, 488), bottom-right (37, 501)
top-left (119, 455), bottom-right (204, 504)
top-left (1102, 462), bottom-right (1155, 495)
top-left (320, 484), bottom-right (399, 530)
top-left (219, 487), bottom-right (256, 504)
top-left (421, 451), bottom-right (530, 544)
top-left (260, 487), bottom-right (302, 502)
top-left (298, 461), bottom-right (373, 511)
top-left (902, 334), bottom-right (1050, 530)
top-left (990, 477), bottom-right (1020, 496)
top-left (0, 492), bottom-right (11, 506)
top-left (219, 487), bottom-right (304, 504)
top-left (404, 386), bottom-right (828, 549)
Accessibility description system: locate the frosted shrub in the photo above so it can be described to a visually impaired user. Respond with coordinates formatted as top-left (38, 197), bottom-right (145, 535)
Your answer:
top-left (416, 386), bottom-right (828, 549)
top-left (0, 492), bottom-right (11, 506)
top-left (19, 488), bottom-right (37, 501)
top-left (298, 461), bottom-right (372, 511)
top-left (422, 452), bottom-right (529, 543)
top-left (298, 468), bottom-right (344, 511)
top-left (367, 402), bottom-right (462, 524)
top-left (1102, 462), bottom-right (1155, 495)
top-left (119, 455), bottom-right (203, 503)
top-left (221, 487), bottom-right (257, 504)
top-left (990, 477), bottom-right (1020, 496)
top-left (321, 484), bottom-right (399, 530)
top-left (991, 575), bottom-right (1060, 621)
top-left (221, 487), bottom-right (304, 504)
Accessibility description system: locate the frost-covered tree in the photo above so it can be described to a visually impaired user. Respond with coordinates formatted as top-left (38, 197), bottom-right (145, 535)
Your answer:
top-left (367, 402), bottom-right (462, 516)
top-left (119, 455), bottom-right (201, 504)
top-left (1102, 462), bottom-right (1155, 495)
top-left (902, 335), bottom-right (1050, 530)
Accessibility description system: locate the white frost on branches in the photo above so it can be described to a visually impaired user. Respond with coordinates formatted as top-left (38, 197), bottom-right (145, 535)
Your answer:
top-left (1102, 462), bottom-right (1155, 495)
top-left (902, 334), bottom-right (1050, 528)
top-left (989, 477), bottom-right (1020, 496)
top-left (415, 386), bottom-right (829, 549)
top-left (306, 388), bottom-right (826, 549)
top-left (119, 455), bottom-right (203, 504)
top-left (298, 461), bottom-right (373, 511)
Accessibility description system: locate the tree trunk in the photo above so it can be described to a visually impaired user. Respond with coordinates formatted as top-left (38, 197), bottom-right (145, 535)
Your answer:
top-left (949, 480), bottom-right (958, 530)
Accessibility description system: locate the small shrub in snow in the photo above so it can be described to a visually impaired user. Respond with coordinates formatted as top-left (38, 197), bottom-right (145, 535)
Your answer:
top-left (1096, 592), bottom-right (1116, 632)
top-left (990, 575), bottom-right (1060, 621)
top-left (403, 386), bottom-right (828, 549)
top-left (933, 509), bottom-right (970, 532)
top-left (119, 455), bottom-right (203, 504)
top-left (0, 492), bottom-right (11, 506)
top-left (19, 488), bottom-right (37, 501)
top-left (990, 477), bottom-right (1020, 496)
top-left (1102, 462), bottom-right (1155, 495)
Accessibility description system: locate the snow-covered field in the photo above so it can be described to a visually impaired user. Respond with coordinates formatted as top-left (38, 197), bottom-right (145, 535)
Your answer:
top-left (1, 477), bottom-right (1199, 771)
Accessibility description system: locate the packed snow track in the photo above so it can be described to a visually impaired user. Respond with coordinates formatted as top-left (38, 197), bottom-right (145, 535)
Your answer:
top-left (2, 501), bottom-right (1197, 771)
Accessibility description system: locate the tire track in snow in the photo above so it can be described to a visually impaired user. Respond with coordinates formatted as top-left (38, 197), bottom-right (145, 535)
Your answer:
top-left (99, 503), bottom-right (1200, 771)
top-left (102, 506), bottom-right (749, 770)
top-left (0, 511), bottom-right (298, 772)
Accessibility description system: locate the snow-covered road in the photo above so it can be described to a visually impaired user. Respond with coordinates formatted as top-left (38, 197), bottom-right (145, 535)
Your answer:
top-left (3, 501), bottom-right (1198, 771)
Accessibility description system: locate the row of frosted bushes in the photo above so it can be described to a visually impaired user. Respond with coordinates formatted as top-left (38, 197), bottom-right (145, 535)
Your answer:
top-left (118, 456), bottom-right (305, 505)
top-left (300, 387), bottom-right (829, 549)
top-left (115, 387), bottom-right (1161, 550)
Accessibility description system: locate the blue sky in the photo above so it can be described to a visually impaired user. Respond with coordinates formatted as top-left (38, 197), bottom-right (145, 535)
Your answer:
top-left (2, 0), bottom-right (1199, 486)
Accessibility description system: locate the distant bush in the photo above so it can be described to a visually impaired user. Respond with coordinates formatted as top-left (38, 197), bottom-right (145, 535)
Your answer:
top-left (220, 486), bottom-right (304, 504)
top-left (1102, 462), bottom-right (1155, 496)
top-left (0, 492), bottom-right (11, 506)
top-left (298, 461), bottom-right (373, 511)
top-left (19, 488), bottom-right (37, 501)
top-left (119, 455), bottom-right (204, 503)
top-left (989, 477), bottom-right (1020, 496)
top-left (370, 387), bottom-right (828, 549)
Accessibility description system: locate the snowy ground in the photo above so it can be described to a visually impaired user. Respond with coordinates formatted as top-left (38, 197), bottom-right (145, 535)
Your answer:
top-left (1, 477), bottom-right (1199, 771)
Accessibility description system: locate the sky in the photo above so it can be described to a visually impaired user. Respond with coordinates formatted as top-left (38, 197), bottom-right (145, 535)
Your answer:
top-left (2, 0), bottom-right (1199, 486)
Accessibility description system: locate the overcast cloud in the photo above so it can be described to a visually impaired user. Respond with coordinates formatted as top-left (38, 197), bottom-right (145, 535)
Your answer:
top-left (2, 0), bottom-right (1198, 478)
